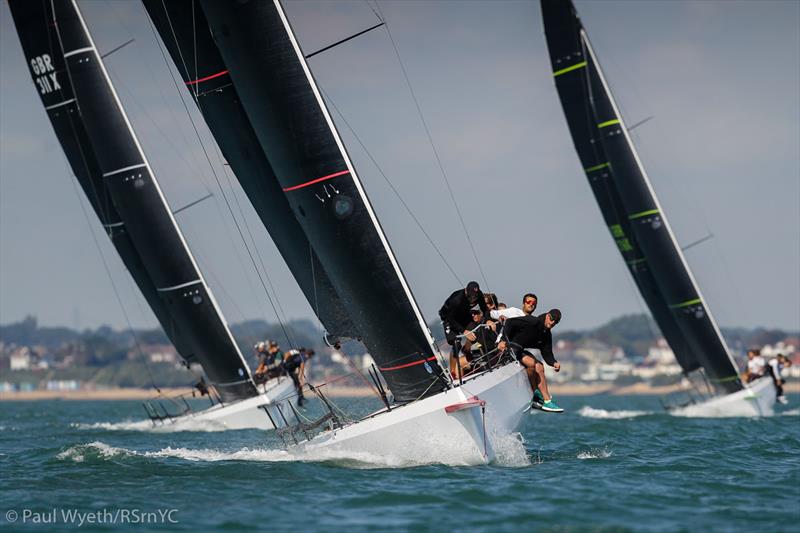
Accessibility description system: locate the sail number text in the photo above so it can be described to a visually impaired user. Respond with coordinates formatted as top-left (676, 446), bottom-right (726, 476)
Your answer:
top-left (29, 54), bottom-right (61, 94)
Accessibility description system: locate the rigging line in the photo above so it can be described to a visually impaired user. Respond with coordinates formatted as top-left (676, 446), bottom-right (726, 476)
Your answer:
top-left (375, 1), bottom-right (489, 289)
top-left (320, 87), bottom-right (463, 286)
top-left (100, 38), bottom-right (135, 59)
top-left (309, 243), bottom-right (323, 333)
top-left (192, 0), bottom-right (198, 99)
top-left (158, 0), bottom-right (196, 101)
top-left (59, 154), bottom-right (161, 393)
top-left (219, 153), bottom-right (298, 347)
top-left (105, 67), bottom-right (213, 194)
top-left (363, 0), bottom-right (383, 23)
top-left (147, 11), bottom-right (296, 349)
top-left (50, 9), bottom-right (161, 393)
top-left (107, 1), bottom-right (205, 179)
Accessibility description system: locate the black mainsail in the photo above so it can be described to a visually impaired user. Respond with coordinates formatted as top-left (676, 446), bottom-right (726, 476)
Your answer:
top-left (198, 0), bottom-right (445, 402)
top-left (141, 0), bottom-right (360, 343)
top-left (541, 0), bottom-right (742, 394)
top-left (9, 0), bottom-right (256, 401)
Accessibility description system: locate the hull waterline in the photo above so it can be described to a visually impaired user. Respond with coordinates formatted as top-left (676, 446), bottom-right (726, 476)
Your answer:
top-left (670, 377), bottom-right (776, 418)
top-left (154, 378), bottom-right (298, 430)
top-left (295, 362), bottom-right (533, 466)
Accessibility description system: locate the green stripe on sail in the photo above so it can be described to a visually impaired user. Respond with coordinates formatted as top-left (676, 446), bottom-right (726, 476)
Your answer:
top-left (553, 61), bottom-right (587, 77)
top-left (627, 258), bottom-right (647, 266)
top-left (629, 209), bottom-right (660, 220)
top-left (598, 119), bottom-right (621, 128)
top-left (669, 298), bottom-right (702, 309)
top-left (712, 375), bottom-right (740, 383)
top-left (585, 162), bottom-right (609, 173)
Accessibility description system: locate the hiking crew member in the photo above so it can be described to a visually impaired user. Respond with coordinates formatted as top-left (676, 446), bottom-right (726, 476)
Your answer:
top-left (491, 293), bottom-right (536, 323)
top-left (456, 306), bottom-right (498, 372)
top-left (768, 353), bottom-right (791, 404)
top-left (499, 307), bottom-right (564, 413)
top-left (439, 281), bottom-right (493, 377)
top-left (283, 348), bottom-right (314, 406)
top-left (254, 340), bottom-right (283, 384)
top-left (745, 349), bottom-right (767, 383)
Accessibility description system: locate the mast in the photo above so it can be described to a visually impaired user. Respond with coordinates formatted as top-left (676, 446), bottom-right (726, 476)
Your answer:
top-left (8, 0), bottom-right (257, 401)
top-left (141, 0), bottom-right (360, 344)
top-left (541, 0), bottom-right (742, 394)
top-left (199, 0), bottom-right (446, 402)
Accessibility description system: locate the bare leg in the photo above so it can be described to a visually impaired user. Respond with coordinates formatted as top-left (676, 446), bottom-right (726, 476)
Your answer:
top-left (520, 355), bottom-right (538, 393)
top-left (534, 362), bottom-right (551, 401)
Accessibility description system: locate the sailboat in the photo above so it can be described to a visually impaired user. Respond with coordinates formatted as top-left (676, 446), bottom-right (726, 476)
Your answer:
top-left (8, 0), bottom-right (297, 430)
top-left (135, 0), bottom-right (534, 464)
top-left (540, 0), bottom-right (775, 417)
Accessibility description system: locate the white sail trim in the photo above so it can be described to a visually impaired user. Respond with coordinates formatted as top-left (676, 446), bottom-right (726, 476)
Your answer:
top-left (273, 0), bottom-right (441, 358)
top-left (157, 279), bottom-right (203, 292)
top-left (580, 30), bottom-right (739, 377)
top-left (102, 163), bottom-right (146, 178)
top-left (63, 45), bottom-right (93, 58)
top-left (45, 98), bottom-right (75, 110)
top-left (67, 0), bottom-right (255, 383)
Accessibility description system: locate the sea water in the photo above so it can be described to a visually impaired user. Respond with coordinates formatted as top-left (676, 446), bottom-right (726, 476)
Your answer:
top-left (1, 394), bottom-right (797, 532)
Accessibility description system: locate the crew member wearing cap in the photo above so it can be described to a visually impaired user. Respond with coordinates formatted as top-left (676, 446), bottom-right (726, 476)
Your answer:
top-left (498, 308), bottom-right (564, 413)
top-left (253, 340), bottom-right (283, 384)
top-left (439, 281), bottom-right (493, 377)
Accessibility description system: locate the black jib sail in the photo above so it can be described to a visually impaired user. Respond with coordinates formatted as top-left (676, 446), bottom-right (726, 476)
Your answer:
top-left (9, 0), bottom-right (256, 401)
top-left (541, 0), bottom-right (742, 394)
top-left (141, 0), bottom-right (359, 343)
top-left (199, 0), bottom-right (445, 403)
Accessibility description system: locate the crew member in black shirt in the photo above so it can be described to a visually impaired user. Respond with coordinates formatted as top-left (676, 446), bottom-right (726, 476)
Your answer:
top-left (439, 281), bottom-right (493, 376)
top-left (499, 308), bottom-right (564, 413)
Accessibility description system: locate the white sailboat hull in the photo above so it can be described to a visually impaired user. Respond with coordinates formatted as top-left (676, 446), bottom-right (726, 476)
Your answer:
top-left (296, 362), bottom-right (532, 466)
top-left (162, 377), bottom-right (298, 430)
top-left (670, 377), bottom-right (776, 418)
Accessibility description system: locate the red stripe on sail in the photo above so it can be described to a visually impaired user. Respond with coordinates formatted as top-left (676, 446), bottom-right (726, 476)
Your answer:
top-left (282, 170), bottom-right (350, 192)
top-left (186, 70), bottom-right (229, 86)
top-left (379, 356), bottom-right (438, 372)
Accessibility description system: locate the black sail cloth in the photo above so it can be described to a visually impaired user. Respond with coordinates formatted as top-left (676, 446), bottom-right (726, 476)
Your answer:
top-left (199, 0), bottom-right (444, 402)
top-left (9, 0), bottom-right (256, 401)
top-left (142, 0), bottom-right (359, 343)
top-left (541, 0), bottom-right (742, 394)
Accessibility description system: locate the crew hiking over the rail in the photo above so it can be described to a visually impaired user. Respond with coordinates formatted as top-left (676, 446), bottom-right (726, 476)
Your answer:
top-left (439, 281), bottom-right (494, 378)
top-left (498, 304), bottom-right (564, 413)
top-left (768, 353), bottom-right (791, 405)
top-left (283, 348), bottom-right (314, 406)
top-left (253, 340), bottom-right (283, 385)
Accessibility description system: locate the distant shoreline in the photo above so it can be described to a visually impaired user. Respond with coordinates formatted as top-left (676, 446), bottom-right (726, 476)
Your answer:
top-left (2, 381), bottom-right (796, 401)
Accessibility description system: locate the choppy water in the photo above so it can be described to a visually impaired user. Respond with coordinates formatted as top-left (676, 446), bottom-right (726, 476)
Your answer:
top-left (1, 394), bottom-right (798, 532)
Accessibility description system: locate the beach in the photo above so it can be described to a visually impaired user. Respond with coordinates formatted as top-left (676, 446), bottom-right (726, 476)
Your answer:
top-left (3, 381), bottom-right (796, 401)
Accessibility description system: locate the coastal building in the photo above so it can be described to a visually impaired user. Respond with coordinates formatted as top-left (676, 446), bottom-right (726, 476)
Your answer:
top-left (9, 347), bottom-right (31, 371)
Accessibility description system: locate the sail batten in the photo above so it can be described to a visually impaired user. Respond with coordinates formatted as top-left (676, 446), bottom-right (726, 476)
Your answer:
top-left (542, 0), bottom-right (742, 393)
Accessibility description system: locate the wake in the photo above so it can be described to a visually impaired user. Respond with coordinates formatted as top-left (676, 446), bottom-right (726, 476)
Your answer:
top-left (56, 434), bottom-right (531, 469)
top-left (577, 406), bottom-right (652, 420)
top-left (71, 418), bottom-right (228, 433)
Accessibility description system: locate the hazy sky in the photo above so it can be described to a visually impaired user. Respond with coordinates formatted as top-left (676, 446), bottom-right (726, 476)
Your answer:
top-left (1, 0), bottom-right (798, 335)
